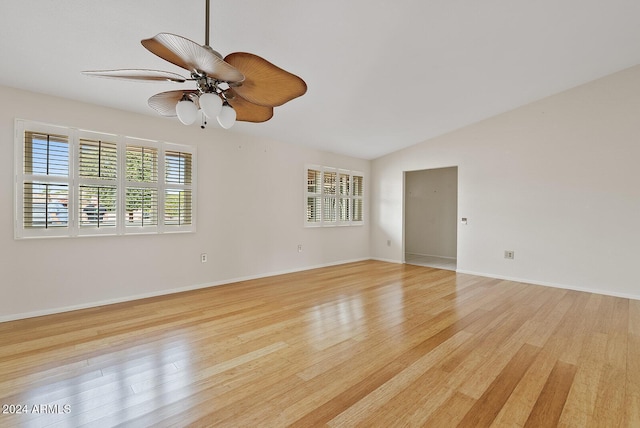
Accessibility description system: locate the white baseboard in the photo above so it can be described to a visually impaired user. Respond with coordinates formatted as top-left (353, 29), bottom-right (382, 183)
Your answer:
top-left (0, 258), bottom-right (370, 323)
top-left (455, 269), bottom-right (640, 301)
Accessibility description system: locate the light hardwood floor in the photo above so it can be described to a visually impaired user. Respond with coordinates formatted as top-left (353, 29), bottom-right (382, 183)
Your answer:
top-left (1, 260), bottom-right (638, 427)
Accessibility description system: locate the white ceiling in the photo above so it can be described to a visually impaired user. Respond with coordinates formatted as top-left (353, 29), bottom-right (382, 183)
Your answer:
top-left (2, 1), bottom-right (639, 159)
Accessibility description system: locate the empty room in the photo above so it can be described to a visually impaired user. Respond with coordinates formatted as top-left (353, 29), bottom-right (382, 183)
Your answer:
top-left (1, 1), bottom-right (639, 426)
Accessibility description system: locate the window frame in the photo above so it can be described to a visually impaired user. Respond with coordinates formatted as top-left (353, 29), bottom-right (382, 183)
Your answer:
top-left (15, 120), bottom-right (197, 239)
top-left (305, 164), bottom-right (364, 227)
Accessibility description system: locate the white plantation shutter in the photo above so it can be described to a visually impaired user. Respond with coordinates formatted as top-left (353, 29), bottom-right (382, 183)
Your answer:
top-left (306, 168), bottom-right (322, 224)
top-left (165, 189), bottom-right (192, 226)
top-left (339, 173), bottom-right (350, 195)
top-left (78, 138), bottom-right (117, 179)
top-left (352, 174), bottom-right (364, 223)
top-left (15, 120), bottom-right (196, 238)
top-left (125, 145), bottom-right (159, 228)
top-left (24, 131), bottom-right (69, 177)
top-left (164, 150), bottom-right (193, 227)
top-left (78, 185), bottom-right (117, 228)
top-left (338, 172), bottom-right (351, 222)
top-left (77, 135), bottom-right (118, 231)
top-left (305, 165), bottom-right (364, 227)
top-left (323, 196), bottom-right (337, 223)
top-left (165, 150), bottom-right (192, 185)
top-left (23, 182), bottom-right (69, 229)
top-left (323, 169), bottom-right (337, 223)
top-left (125, 188), bottom-right (158, 227)
top-left (18, 125), bottom-right (71, 237)
top-left (338, 197), bottom-right (350, 222)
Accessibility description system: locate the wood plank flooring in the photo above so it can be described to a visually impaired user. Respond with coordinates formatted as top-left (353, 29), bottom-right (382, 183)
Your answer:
top-left (0, 260), bottom-right (638, 427)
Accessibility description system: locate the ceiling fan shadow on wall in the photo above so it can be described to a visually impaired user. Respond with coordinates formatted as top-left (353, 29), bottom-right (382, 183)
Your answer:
top-left (82, 0), bottom-right (307, 129)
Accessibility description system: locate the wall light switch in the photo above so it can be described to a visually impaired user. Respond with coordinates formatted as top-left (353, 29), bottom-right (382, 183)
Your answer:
top-left (461, 217), bottom-right (468, 225)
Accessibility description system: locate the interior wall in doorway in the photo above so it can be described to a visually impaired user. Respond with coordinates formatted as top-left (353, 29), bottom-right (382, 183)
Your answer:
top-left (405, 167), bottom-right (458, 258)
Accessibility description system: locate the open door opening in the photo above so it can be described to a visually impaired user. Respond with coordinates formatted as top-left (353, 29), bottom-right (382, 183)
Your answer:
top-left (403, 166), bottom-right (458, 271)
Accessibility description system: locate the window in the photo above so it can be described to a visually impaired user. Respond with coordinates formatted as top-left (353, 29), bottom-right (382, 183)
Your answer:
top-left (305, 165), bottom-right (364, 226)
top-left (165, 151), bottom-right (193, 226)
top-left (125, 145), bottom-right (159, 228)
top-left (21, 129), bottom-right (70, 230)
top-left (15, 120), bottom-right (196, 238)
top-left (78, 133), bottom-right (118, 230)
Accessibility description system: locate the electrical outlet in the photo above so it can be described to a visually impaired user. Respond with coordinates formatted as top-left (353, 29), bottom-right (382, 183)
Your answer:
top-left (297, 244), bottom-right (302, 253)
top-left (504, 250), bottom-right (514, 260)
top-left (201, 253), bottom-right (208, 263)
top-left (387, 240), bottom-right (391, 247)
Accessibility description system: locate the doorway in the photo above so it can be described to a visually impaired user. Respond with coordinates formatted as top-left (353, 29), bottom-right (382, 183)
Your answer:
top-left (404, 167), bottom-right (458, 271)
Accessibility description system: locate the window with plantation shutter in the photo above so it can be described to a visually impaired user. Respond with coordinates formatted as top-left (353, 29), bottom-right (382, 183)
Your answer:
top-left (323, 169), bottom-right (337, 223)
top-left (338, 172), bottom-right (350, 222)
top-left (23, 183), bottom-right (69, 229)
top-left (165, 189), bottom-right (192, 226)
top-left (352, 174), bottom-right (364, 222)
top-left (165, 151), bottom-right (193, 226)
top-left (78, 135), bottom-right (118, 231)
top-left (15, 120), bottom-right (196, 238)
top-left (19, 126), bottom-right (70, 235)
top-left (24, 131), bottom-right (68, 177)
top-left (125, 145), bottom-right (159, 228)
top-left (306, 168), bottom-right (321, 223)
top-left (79, 138), bottom-right (117, 179)
top-left (305, 165), bottom-right (364, 227)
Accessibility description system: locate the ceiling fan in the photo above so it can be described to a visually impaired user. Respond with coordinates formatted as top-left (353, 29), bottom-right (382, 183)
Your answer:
top-left (82, 0), bottom-right (307, 129)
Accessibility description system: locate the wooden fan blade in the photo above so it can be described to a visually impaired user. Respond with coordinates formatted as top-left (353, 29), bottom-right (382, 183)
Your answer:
top-left (226, 89), bottom-right (274, 123)
top-left (82, 69), bottom-right (187, 82)
top-left (148, 90), bottom-right (199, 117)
top-left (142, 33), bottom-right (244, 83)
top-left (224, 52), bottom-right (307, 107)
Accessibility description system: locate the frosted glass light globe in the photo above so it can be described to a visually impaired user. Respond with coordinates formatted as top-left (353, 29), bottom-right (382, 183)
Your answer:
top-left (199, 93), bottom-right (223, 119)
top-left (175, 99), bottom-right (198, 125)
top-left (217, 104), bottom-right (236, 129)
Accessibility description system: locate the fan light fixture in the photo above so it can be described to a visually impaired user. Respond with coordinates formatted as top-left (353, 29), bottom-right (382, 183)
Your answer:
top-left (81, 0), bottom-right (307, 130)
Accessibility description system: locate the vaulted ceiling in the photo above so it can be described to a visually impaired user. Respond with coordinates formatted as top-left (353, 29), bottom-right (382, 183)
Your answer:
top-left (2, 1), bottom-right (639, 159)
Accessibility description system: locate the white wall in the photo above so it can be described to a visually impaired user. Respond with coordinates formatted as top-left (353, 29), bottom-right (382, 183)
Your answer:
top-left (371, 65), bottom-right (640, 299)
top-left (3, 64), bottom-right (639, 320)
top-left (0, 86), bottom-right (370, 321)
top-left (405, 167), bottom-right (458, 259)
